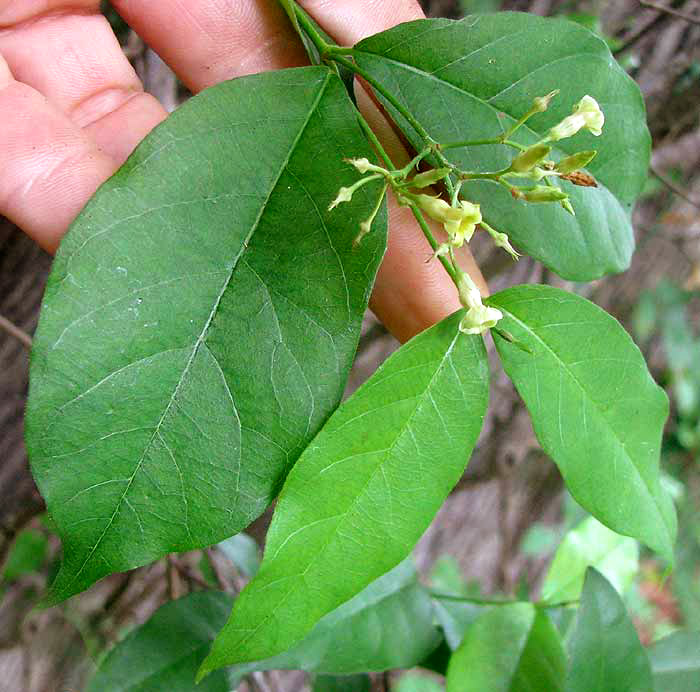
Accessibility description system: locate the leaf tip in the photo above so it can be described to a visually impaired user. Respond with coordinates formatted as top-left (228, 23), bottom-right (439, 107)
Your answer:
top-left (195, 658), bottom-right (213, 684)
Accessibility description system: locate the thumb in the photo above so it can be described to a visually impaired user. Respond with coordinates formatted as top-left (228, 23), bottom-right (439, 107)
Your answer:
top-left (296, 0), bottom-right (424, 45)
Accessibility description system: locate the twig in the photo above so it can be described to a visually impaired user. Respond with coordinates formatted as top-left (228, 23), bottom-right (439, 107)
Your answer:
top-left (170, 557), bottom-right (211, 590)
top-left (651, 165), bottom-right (700, 210)
top-left (639, 0), bottom-right (700, 25)
top-left (0, 314), bottom-right (32, 348)
top-left (206, 548), bottom-right (232, 592)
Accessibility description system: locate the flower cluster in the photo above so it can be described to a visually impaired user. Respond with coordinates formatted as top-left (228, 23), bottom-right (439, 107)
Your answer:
top-left (326, 92), bottom-right (606, 337)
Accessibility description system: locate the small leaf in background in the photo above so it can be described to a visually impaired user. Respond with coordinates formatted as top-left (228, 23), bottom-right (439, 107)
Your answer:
top-left (431, 597), bottom-right (491, 651)
top-left (87, 591), bottom-right (231, 692)
top-left (488, 284), bottom-right (677, 562)
top-left (26, 66), bottom-right (387, 603)
top-left (355, 14), bottom-right (650, 280)
top-left (227, 560), bottom-right (441, 680)
top-left (541, 516), bottom-right (638, 604)
top-left (312, 674), bottom-right (371, 692)
top-left (2, 529), bottom-right (48, 582)
top-left (565, 569), bottom-right (653, 692)
top-left (395, 672), bottom-right (445, 692)
top-left (519, 523), bottom-right (561, 557)
top-left (429, 555), bottom-right (478, 598)
top-left (201, 312), bottom-right (489, 673)
top-left (648, 630), bottom-right (700, 692)
top-left (445, 603), bottom-right (566, 692)
top-left (216, 533), bottom-right (260, 579)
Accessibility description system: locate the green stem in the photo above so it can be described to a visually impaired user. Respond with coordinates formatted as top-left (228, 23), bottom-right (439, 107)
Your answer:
top-left (460, 166), bottom-right (512, 181)
top-left (351, 105), bottom-right (460, 290)
top-left (286, 4), bottom-right (464, 293)
top-left (500, 108), bottom-right (537, 141)
top-left (330, 54), bottom-right (433, 144)
top-left (408, 205), bottom-right (458, 284)
top-left (441, 138), bottom-right (527, 152)
top-left (353, 107), bottom-right (393, 169)
top-left (328, 51), bottom-right (457, 195)
top-left (292, 3), bottom-right (333, 54)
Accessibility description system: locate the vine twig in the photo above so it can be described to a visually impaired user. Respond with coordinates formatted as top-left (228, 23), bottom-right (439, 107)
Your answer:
top-left (639, 0), bottom-right (700, 25)
top-left (651, 164), bottom-right (700, 210)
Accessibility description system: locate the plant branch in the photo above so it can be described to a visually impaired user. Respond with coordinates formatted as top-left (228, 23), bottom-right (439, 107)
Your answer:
top-left (639, 0), bottom-right (700, 25)
top-left (408, 204), bottom-right (458, 284)
top-left (651, 165), bottom-right (700, 210)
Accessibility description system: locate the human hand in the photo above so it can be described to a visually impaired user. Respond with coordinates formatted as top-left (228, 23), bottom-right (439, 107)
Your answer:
top-left (0, 0), bottom-right (486, 342)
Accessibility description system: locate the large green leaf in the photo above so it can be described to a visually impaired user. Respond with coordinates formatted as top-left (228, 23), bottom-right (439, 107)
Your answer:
top-left (26, 66), bottom-right (387, 603)
top-left (87, 591), bottom-right (231, 692)
top-left (487, 285), bottom-right (676, 562)
top-left (200, 311), bottom-right (489, 674)
top-left (565, 569), bottom-right (653, 692)
top-left (227, 560), bottom-right (441, 680)
top-left (541, 516), bottom-right (638, 604)
top-left (354, 14), bottom-right (650, 280)
top-left (648, 631), bottom-right (700, 692)
top-left (445, 603), bottom-right (566, 692)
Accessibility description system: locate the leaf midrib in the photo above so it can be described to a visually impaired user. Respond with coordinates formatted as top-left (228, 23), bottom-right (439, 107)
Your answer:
top-left (62, 70), bottom-right (333, 594)
top-left (494, 303), bottom-right (671, 545)
top-left (230, 328), bottom-right (466, 660)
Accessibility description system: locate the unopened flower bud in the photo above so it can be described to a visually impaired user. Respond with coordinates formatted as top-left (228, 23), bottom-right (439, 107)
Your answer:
top-left (410, 167), bottom-right (451, 188)
top-left (353, 219), bottom-right (373, 247)
top-left (346, 158), bottom-right (373, 174)
top-left (328, 187), bottom-right (353, 211)
top-left (561, 199), bottom-right (576, 216)
top-left (414, 194), bottom-right (459, 223)
top-left (511, 144), bottom-right (552, 173)
top-left (491, 231), bottom-right (520, 260)
top-left (459, 303), bottom-right (503, 335)
top-left (555, 150), bottom-right (597, 174)
top-left (532, 89), bottom-right (559, 113)
top-left (524, 185), bottom-right (569, 203)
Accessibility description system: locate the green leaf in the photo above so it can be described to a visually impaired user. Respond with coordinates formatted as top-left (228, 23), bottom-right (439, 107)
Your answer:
top-left (487, 284), bottom-right (676, 562)
top-left (216, 533), bottom-right (260, 578)
top-left (354, 14), bottom-right (650, 280)
top-left (429, 555), bottom-right (472, 597)
top-left (26, 66), bottom-right (387, 604)
top-left (201, 311), bottom-right (489, 674)
top-left (648, 631), bottom-right (700, 692)
top-left (2, 529), bottom-right (48, 582)
top-left (312, 675), bottom-right (371, 692)
top-left (541, 516), bottom-right (638, 604)
top-left (227, 560), bottom-right (441, 679)
top-left (395, 673), bottom-right (445, 692)
top-left (445, 603), bottom-right (567, 692)
top-left (432, 597), bottom-right (490, 650)
top-left (565, 569), bottom-right (653, 692)
top-left (86, 591), bottom-right (231, 692)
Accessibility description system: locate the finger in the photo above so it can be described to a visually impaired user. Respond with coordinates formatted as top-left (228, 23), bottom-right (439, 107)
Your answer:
top-left (0, 7), bottom-right (167, 164)
top-left (356, 86), bottom-right (487, 343)
top-left (110, 0), bottom-right (308, 91)
top-left (297, 0), bottom-right (424, 44)
top-left (0, 55), bottom-right (117, 253)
